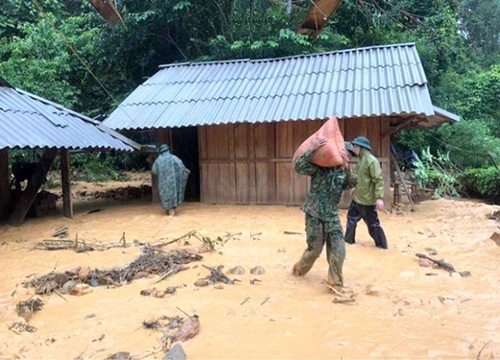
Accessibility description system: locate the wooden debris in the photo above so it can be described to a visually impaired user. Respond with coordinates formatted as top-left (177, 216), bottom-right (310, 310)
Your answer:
top-left (415, 253), bottom-right (455, 272)
top-left (250, 278), bottom-right (261, 285)
top-left (202, 265), bottom-right (237, 284)
top-left (24, 247), bottom-right (203, 295)
top-left (333, 298), bottom-right (356, 304)
top-left (52, 226), bottom-right (69, 238)
top-left (240, 297), bottom-right (250, 305)
top-left (284, 231), bottom-right (302, 235)
top-left (260, 297), bottom-right (270, 305)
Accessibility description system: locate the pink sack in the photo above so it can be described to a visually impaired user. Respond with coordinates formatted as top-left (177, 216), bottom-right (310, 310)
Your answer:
top-left (292, 116), bottom-right (346, 167)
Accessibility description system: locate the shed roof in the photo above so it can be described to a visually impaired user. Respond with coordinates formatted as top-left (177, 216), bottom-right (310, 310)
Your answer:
top-left (103, 43), bottom-right (459, 130)
top-left (0, 79), bottom-right (139, 151)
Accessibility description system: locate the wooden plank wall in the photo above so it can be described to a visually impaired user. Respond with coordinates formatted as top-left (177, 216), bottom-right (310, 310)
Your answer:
top-left (198, 117), bottom-right (392, 208)
top-left (199, 123), bottom-right (276, 204)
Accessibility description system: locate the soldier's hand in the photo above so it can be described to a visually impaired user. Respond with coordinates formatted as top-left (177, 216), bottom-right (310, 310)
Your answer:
top-left (376, 199), bottom-right (385, 211)
top-left (310, 137), bottom-right (327, 151)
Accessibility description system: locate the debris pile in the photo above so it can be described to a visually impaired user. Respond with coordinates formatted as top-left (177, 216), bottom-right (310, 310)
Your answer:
top-left (24, 247), bottom-right (202, 295)
top-left (76, 185), bottom-right (152, 201)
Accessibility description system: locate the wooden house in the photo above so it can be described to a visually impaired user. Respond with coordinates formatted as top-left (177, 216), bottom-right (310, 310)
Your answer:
top-left (103, 43), bottom-right (459, 208)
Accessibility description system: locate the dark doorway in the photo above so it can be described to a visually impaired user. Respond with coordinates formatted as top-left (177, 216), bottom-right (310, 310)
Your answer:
top-left (171, 127), bottom-right (200, 201)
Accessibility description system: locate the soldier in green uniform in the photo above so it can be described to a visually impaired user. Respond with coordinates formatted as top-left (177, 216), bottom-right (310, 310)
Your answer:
top-left (292, 137), bottom-right (357, 290)
top-left (151, 144), bottom-right (190, 216)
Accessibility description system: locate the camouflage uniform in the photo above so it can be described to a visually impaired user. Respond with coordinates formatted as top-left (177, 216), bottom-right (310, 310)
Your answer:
top-left (151, 148), bottom-right (190, 211)
top-left (293, 150), bottom-right (357, 287)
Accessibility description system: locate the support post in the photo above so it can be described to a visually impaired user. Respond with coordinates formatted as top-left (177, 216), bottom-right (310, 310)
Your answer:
top-left (0, 149), bottom-right (9, 219)
top-left (390, 153), bottom-right (414, 211)
top-left (8, 148), bottom-right (58, 226)
top-left (60, 148), bottom-right (73, 218)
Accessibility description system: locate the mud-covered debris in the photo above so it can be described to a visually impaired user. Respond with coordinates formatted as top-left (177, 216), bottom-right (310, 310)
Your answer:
top-left (16, 298), bottom-right (43, 322)
top-left (10, 322), bottom-right (37, 333)
top-left (143, 319), bottom-right (162, 330)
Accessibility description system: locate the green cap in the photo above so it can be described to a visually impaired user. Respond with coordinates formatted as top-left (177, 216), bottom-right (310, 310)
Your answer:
top-left (159, 144), bottom-right (170, 153)
top-left (351, 136), bottom-right (371, 151)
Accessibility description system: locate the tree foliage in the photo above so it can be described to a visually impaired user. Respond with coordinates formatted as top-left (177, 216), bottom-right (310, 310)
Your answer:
top-left (0, 0), bottom-right (498, 177)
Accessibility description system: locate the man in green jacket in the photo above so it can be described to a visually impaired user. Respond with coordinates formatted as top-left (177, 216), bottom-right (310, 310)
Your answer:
top-left (345, 136), bottom-right (388, 249)
top-left (292, 138), bottom-right (357, 290)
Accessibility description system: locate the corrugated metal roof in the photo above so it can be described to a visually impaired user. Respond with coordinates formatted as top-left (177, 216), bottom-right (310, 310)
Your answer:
top-left (103, 43), bottom-right (459, 130)
top-left (0, 83), bottom-right (140, 151)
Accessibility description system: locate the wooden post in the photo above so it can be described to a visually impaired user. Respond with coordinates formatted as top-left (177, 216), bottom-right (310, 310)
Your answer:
top-left (151, 173), bottom-right (159, 203)
top-left (8, 148), bottom-right (58, 226)
top-left (0, 149), bottom-right (9, 219)
top-left (60, 148), bottom-right (73, 218)
top-left (390, 153), bottom-right (414, 210)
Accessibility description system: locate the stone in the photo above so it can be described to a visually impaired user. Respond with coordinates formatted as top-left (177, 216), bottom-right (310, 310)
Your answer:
top-left (61, 280), bottom-right (78, 294)
top-left (132, 271), bottom-right (149, 280)
top-left (163, 344), bottom-right (186, 360)
top-left (78, 267), bottom-right (91, 281)
top-left (194, 279), bottom-right (209, 287)
top-left (65, 266), bottom-right (81, 276)
top-left (70, 284), bottom-right (93, 296)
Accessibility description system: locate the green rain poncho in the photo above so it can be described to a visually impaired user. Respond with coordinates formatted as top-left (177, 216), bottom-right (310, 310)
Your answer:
top-left (151, 147), bottom-right (190, 211)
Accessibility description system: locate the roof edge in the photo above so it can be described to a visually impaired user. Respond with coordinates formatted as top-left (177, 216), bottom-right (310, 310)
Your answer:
top-left (433, 105), bottom-right (460, 122)
top-left (14, 88), bottom-right (141, 150)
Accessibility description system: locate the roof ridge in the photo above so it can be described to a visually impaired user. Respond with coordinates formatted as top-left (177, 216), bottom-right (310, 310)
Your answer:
top-left (156, 43), bottom-right (417, 68)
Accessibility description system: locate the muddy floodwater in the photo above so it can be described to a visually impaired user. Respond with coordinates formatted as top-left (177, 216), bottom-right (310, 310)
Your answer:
top-left (0, 175), bottom-right (499, 359)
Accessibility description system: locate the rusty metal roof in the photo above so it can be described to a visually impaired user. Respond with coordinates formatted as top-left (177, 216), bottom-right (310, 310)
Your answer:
top-left (103, 43), bottom-right (459, 130)
top-left (0, 81), bottom-right (140, 151)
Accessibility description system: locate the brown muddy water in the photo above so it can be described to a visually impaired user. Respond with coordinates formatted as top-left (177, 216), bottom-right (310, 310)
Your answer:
top-left (0, 175), bottom-right (499, 360)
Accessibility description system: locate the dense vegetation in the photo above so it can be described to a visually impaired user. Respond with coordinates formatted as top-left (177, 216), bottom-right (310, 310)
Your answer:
top-left (1, 0), bottom-right (499, 199)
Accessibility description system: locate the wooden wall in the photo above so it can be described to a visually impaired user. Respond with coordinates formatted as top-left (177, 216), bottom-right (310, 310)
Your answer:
top-left (198, 117), bottom-right (392, 208)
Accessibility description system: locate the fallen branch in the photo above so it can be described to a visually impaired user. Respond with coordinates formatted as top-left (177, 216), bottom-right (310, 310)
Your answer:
top-left (476, 340), bottom-right (491, 360)
top-left (153, 230), bottom-right (197, 248)
top-left (415, 253), bottom-right (455, 272)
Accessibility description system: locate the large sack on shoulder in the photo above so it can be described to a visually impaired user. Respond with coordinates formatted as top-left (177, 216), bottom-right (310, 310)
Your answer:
top-left (292, 116), bottom-right (345, 167)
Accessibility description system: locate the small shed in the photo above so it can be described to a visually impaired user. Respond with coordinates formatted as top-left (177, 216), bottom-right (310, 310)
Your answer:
top-left (0, 78), bottom-right (140, 225)
top-left (103, 43), bottom-right (459, 208)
